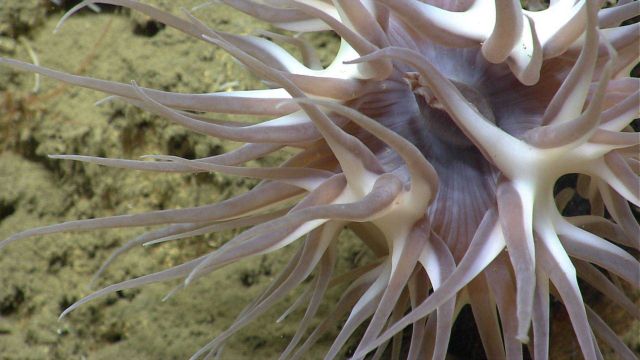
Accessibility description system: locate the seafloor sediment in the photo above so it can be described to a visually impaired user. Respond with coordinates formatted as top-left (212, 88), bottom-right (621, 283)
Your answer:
top-left (0, 2), bottom-right (348, 359)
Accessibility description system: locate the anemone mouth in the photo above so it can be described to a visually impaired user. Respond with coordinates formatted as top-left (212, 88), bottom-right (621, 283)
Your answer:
top-left (407, 71), bottom-right (498, 148)
top-left (0, 0), bottom-right (639, 359)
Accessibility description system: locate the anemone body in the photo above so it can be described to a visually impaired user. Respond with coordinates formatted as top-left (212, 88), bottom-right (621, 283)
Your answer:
top-left (1, 0), bottom-right (639, 359)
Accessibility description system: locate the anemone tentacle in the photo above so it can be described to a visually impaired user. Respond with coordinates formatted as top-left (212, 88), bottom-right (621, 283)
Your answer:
top-left (1, 0), bottom-right (638, 359)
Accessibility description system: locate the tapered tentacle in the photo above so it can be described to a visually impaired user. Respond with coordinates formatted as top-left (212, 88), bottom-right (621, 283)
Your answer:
top-left (608, 29), bottom-right (640, 78)
top-left (353, 219), bottom-right (428, 357)
top-left (405, 269), bottom-right (429, 360)
top-left (236, 175), bottom-right (346, 241)
top-left (603, 151), bottom-right (640, 205)
top-left (537, 230), bottom-right (598, 360)
top-left (599, 160), bottom-right (637, 207)
top-left (555, 187), bottom-right (575, 213)
top-left (323, 266), bottom-right (388, 360)
top-left (58, 0), bottom-right (202, 36)
top-left (288, 265), bottom-right (382, 360)
top-left (180, 175), bottom-right (346, 285)
top-left (50, 143), bottom-right (283, 172)
top-left (279, 240), bottom-right (337, 359)
top-left (285, 98), bottom-right (438, 203)
top-left (333, 0), bottom-right (393, 79)
top-left (567, 215), bottom-right (637, 250)
top-left (54, 151), bottom-right (331, 191)
top-left (377, 0), bottom-right (485, 48)
top-left (245, 246), bottom-right (308, 325)
top-left (368, 292), bottom-right (405, 360)
top-left (185, 174), bottom-right (403, 284)
top-left (71, 217), bottom-right (333, 326)
top-left (283, 0), bottom-right (392, 80)
top-left (138, 154), bottom-right (333, 191)
top-left (208, 31), bottom-right (308, 73)
top-left (123, 87), bottom-right (329, 144)
top-left (541, 1), bottom-right (599, 127)
top-left (346, 47), bottom-right (527, 176)
top-left (61, 197), bottom-right (350, 325)
top-left (598, 1), bottom-right (640, 28)
top-left (235, 233), bottom-right (362, 331)
top-left (61, 0), bottom-right (316, 76)
top-left (504, 12), bottom-right (543, 85)
top-left (557, 225), bottom-right (640, 287)
top-left (90, 222), bottom-right (212, 287)
top-left (193, 222), bottom-right (341, 356)
top-left (278, 289), bottom-right (312, 326)
top-left (384, 291), bottom-right (410, 360)
top-left (352, 210), bottom-right (506, 359)
top-left (335, 1), bottom-right (388, 49)
top-left (250, 0), bottom-right (339, 33)
top-left (598, 182), bottom-right (640, 245)
top-left (0, 182), bottom-right (303, 248)
top-left (482, 0), bottom-right (523, 64)
top-left (585, 306), bottom-right (637, 360)
top-left (468, 276), bottom-right (507, 360)
top-left (523, 40), bottom-right (616, 149)
top-left (595, 23), bottom-right (640, 61)
top-left (142, 209), bottom-right (290, 247)
top-left (0, 58), bottom-right (298, 115)
top-left (220, 0), bottom-right (311, 25)
top-left (198, 31), bottom-right (388, 184)
top-left (626, 157), bottom-right (639, 174)
top-left (589, 130), bottom-right (640, 148)
top-left (256, 30), bottom-right (322, 70)
top-left (533, 0), bottom-right (587, 60)
top-left (574, 260), bottom-right (640, 319)
top-left (496, 180), bottom-right (535, 342)
top-left (531, 267), bottom-right (550, 360)
top-left (380, 0), bottom-right (552, 84)
top-left (420, 231), bottom-right (456, 360)
top-left (485, 253), bottom-right (523, 359)
top-left (277, 73), bottom-right (370, 99)
top-left (600, 90), bottom-right (640, 131)
top-left (348, 222), bottom-right (389, 257)
top-left (60, 254), bottom-right (207, 318)
top-left (576, 174), bottom-right (599, 207)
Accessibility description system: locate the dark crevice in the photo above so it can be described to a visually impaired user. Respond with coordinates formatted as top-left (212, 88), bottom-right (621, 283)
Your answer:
top-left (101, 322), bottom-right (126, 343)
top-left (0, 286), bottom-right (25, 316)
top-left (554, 174), bottom-right (591, 217)
top-left (46, 1), bottom-right (122, 14)
top-left (47, 252), bottom-right (69, 273)
top-left (167, 133), bottom-right (195, 159)
top-left (58, 295), bottom-right (78, 314)
top-left (133, 20), bottom-right (165, 37)
top-left (0, 201), bottom-right (16, 222)
top-left (448, 305), bottom-right (487, 359)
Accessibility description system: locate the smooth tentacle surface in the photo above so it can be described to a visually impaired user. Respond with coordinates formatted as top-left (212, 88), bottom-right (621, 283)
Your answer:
top-left (1, 0), bottom-right (638, 359)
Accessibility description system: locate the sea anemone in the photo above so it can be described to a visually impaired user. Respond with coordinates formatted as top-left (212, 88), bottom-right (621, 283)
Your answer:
top-left (1, 0), bottom-right (639, 359)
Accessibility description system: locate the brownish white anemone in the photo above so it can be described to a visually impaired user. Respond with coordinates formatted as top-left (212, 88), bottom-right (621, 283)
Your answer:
top-left (1, 0), bottom-right (639, 359)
